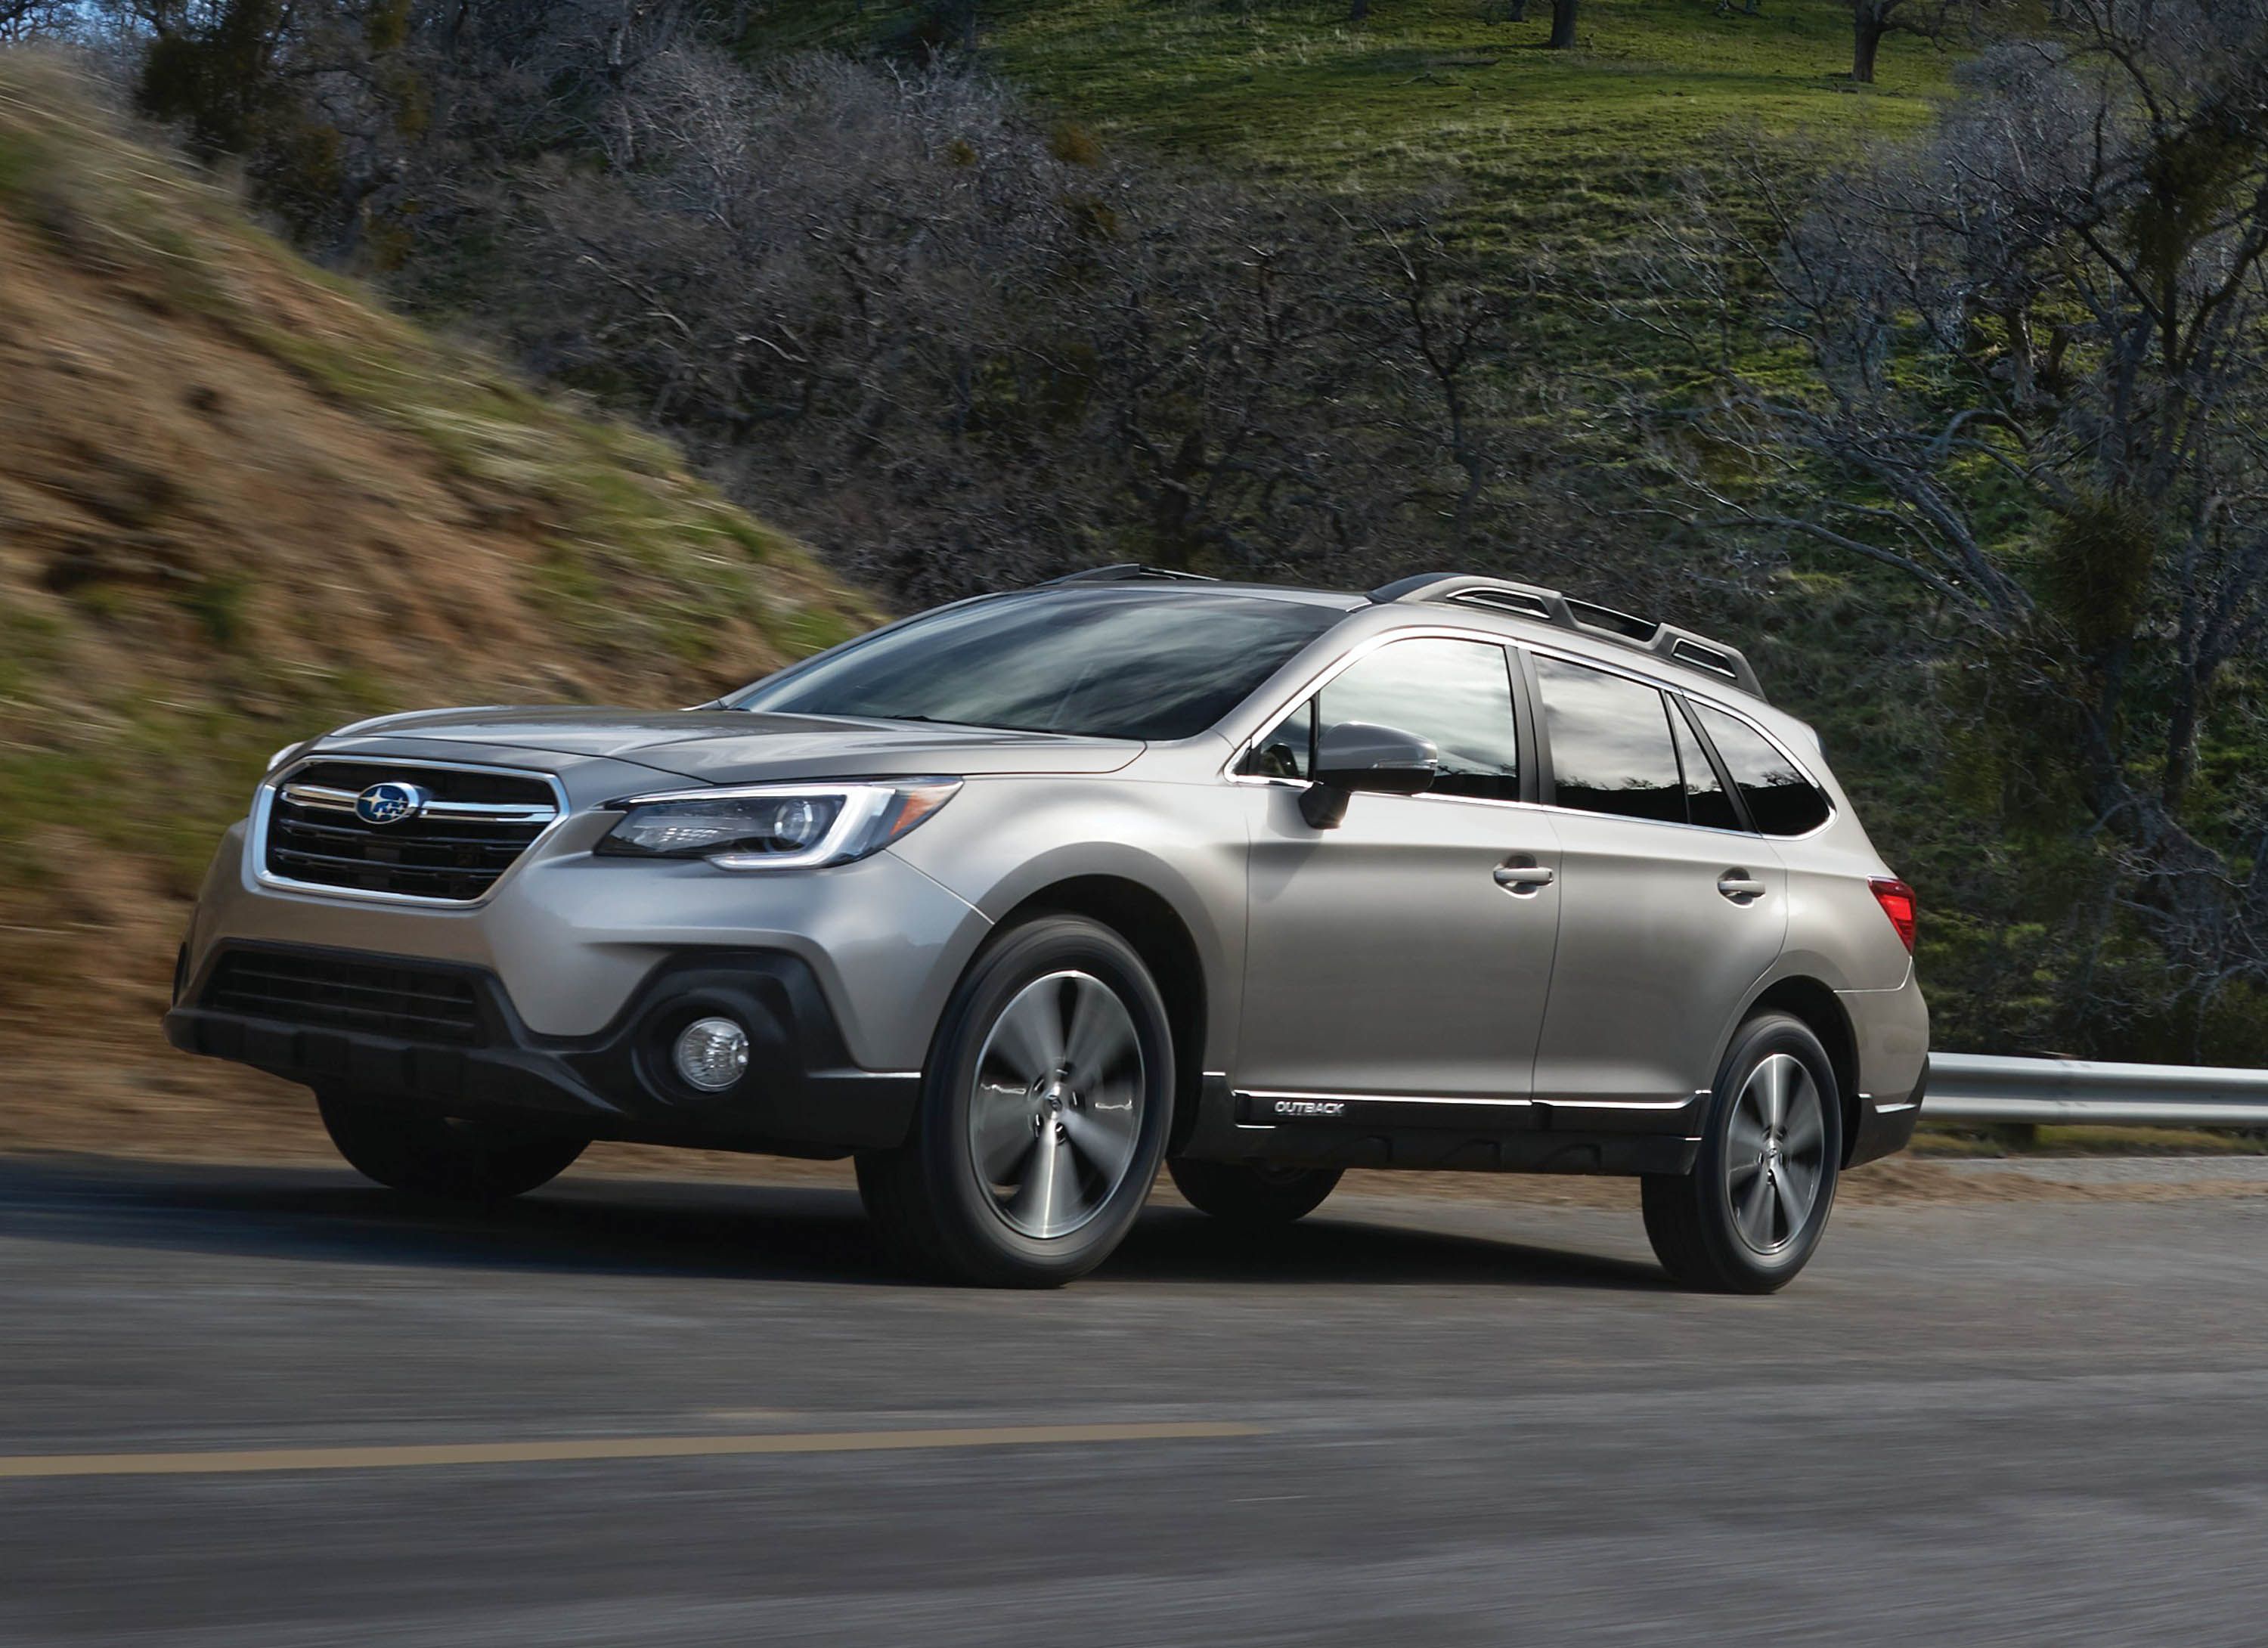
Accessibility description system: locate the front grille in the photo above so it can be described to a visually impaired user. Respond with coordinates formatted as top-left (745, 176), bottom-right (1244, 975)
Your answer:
top-left (264, 760), bottom-right (559, 902)
top-left (203, 951), bottom-right (486, 1044)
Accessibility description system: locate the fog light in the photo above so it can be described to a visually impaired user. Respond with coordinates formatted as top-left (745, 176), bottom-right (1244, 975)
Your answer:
top-left (673, 1016), bottom-right (749, 1093)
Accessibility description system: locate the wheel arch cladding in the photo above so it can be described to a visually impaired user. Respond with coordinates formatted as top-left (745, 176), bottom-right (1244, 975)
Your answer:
top-left (1746, 977), bottom-right (1861, 1166)
top-left (999, 876), bottom-right (1207, 1154)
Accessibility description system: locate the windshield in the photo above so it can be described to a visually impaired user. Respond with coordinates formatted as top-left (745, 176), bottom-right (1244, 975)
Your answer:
top-left (731, 590), bottom-right (1345, 740)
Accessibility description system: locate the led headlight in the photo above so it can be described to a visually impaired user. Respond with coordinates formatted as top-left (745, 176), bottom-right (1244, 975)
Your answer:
top-left (596, 779), bottom-right (961, 870)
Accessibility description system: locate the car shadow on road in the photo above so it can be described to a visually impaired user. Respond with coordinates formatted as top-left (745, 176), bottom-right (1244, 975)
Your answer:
top-left (0, 1157), bottom-right (1670, 1293)
top-left (1109, 1208), bottom-right (1669, 1291)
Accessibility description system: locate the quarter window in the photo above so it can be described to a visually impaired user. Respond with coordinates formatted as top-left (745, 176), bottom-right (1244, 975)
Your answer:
top-left (1242, 637), bottom-right (1520, 802)
top-left (1691, 705), bottom-right (1831, 836)
top-left (1535, 657), bottom-right (1684, 824)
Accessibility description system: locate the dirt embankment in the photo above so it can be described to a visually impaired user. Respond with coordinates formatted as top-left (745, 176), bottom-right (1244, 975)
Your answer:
top-left (0, 57), bottom-right (875, 1158)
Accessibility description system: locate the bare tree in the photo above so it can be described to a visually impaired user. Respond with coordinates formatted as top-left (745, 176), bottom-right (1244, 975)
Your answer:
top-left (1846, 0), bottom-right (1972, 82)
top-left (0, 2), bottom-right (77, 42)
top-left (462, 48), bottom-right (1548, 601)
top-left (1633, 0), bottom-right (2268, 1031)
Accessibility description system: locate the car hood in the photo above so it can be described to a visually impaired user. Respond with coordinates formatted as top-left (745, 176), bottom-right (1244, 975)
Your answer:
top-left (318, 708), bottom-right (1144, 783)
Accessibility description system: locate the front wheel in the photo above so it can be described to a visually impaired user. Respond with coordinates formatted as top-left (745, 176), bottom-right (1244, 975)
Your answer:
top-left (316, 1091), bottom-right (587, 1201)
top-left (1641, 1012), bottom-right (1842, 1293)
top-left (857, 915), bottom-right (1174, 1287)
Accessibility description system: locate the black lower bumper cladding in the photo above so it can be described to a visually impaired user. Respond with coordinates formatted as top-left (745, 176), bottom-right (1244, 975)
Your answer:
top-left (163, 941), bottom-right (919, 1154)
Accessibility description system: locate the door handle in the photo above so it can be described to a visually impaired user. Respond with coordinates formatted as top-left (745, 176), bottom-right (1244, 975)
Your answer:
top-left (1717, 872), bottom-right (1767, 903)
top-left (1493, 863), bottom-right (1557, 895)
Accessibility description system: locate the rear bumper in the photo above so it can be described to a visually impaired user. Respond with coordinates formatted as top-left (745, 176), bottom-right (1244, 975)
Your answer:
top-left (1842, 969), bottom-right (1929, 1168)
top-left (164, 941), bottom-right (921, 1154)
top-left (1846, 1059), bottom-right (1925, 1167)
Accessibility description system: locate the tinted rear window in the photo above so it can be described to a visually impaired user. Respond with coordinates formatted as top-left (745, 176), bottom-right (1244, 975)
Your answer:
top-left (1692, 704), bottom-right (1832, 835)
top-left (732, 590), bottom-right (1342, 740)
top-left (1535, 657), bottom-right (1684, 823)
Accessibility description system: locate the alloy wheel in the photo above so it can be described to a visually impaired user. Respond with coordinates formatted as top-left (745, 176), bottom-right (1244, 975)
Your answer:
top-left (966, 970), bottom-right (1146, 1239)
top-left (1724, 1052), bottom-right (1827, 1254)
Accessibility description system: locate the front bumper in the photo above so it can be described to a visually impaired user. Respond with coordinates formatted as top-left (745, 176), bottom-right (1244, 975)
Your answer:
top-left (165, 941), bottom-right (921, 1154)
top-left (184, 804), bottom-right (988, 1071)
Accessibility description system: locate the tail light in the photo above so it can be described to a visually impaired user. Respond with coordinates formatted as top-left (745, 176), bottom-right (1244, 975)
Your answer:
top-left (1869, 877), bottom-right (1916, 953)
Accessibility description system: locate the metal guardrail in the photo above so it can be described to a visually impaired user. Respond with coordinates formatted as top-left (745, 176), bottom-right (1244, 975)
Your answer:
top-left (1923, 1053), bottom-right (2268, 1128)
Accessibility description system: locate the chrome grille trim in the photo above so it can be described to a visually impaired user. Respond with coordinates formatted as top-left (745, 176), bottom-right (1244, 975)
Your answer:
top-left (276, 781), bottom-right (558, 824)
top-left (249, 757), bottom-right (572, 907)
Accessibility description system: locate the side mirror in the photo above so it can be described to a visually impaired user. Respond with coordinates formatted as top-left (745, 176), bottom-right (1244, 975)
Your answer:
top-left (1301, 720), bottom-right (1439, 829)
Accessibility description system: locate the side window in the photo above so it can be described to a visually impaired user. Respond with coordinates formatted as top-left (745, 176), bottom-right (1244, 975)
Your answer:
top-left (1241, 699), bottom-right (1314, 781)
top-left (1534, 657), bottom-right (1684, 824)
top-left (1693, 704), bottom-right (1831, 836)
top-left (1314, 637), bottom-right (1521, 802)
top-left (1672, 702), bottom-right (1741, 831)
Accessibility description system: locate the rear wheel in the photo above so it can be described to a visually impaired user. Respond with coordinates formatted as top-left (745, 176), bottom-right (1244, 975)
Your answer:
top-left (1641, 1012), bottom-right (1841, 1293)
top-left (316, 1091), bottom-right (587, 1201)
top-left (857, 915), bottom-right (1173, 1287)
top-left (1168, 1159), bottom-right (1342, 1226)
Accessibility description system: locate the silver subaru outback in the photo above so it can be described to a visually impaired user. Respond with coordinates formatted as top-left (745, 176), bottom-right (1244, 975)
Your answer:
top-left (167, 568), bottom-right (1928, 1291)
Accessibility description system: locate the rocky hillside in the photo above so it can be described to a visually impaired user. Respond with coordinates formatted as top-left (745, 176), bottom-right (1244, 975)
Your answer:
top-left (0, 56), bottom-right (877, 1156)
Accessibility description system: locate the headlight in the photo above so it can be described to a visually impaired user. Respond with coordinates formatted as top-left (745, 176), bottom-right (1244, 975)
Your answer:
top-left (265, 742), bottom-right (303, 773)
top-left (595, 779), bottom-right (962, 870)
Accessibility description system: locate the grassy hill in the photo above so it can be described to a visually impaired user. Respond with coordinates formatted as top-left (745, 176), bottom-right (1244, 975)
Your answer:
top-left (750, 0), bottom-right (1950, 246)
top-left (0, 56), bottom-right (876, 1155)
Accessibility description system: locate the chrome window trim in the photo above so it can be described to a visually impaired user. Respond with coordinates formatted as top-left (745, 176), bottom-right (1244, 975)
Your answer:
top-left (1233, 775), bottom-right (1550, 820)
top-left (249, 756), bottom-right (573, 909)
top-left (1218, 622), bottom-right (1836, 842)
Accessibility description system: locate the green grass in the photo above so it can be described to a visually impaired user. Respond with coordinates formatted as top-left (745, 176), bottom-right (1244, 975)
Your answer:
top-left (749, 0), bottom-right (1949, 249)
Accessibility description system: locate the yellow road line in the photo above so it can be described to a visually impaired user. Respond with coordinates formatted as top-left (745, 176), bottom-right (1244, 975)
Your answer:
top-left (0, 1421), bottom-right (1264, 1481)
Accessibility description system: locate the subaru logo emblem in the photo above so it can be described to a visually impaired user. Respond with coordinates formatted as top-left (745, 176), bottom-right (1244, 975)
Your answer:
top-left (355, 782), bottom-right (428, 826)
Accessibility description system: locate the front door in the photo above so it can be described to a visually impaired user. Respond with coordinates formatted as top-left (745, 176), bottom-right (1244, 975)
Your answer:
top-left (1235, 635), bottom-right (1562, 1103)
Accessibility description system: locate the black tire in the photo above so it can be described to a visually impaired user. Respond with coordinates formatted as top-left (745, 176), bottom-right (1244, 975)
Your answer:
top-left (316, 1091), bottom-right (587, 1201)
top-left (1641, 1012), bottom-right (1842, 1294)
top-left (1168, 1159), bottom-right (1342, 1226)
top-left (857, 914), bottom-right (1175, 1287)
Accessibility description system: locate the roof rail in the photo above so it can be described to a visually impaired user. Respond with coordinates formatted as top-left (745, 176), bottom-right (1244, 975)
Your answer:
top-left (1368, 573), bottom-right (1765, 700)
top-left (1041, 563), bottom-right (1218, 586)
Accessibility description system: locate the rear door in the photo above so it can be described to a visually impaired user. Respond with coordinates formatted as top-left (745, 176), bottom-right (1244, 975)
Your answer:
top-left (1526, 652), bottom-right (1787, 1107)
top-left (1235, 634), bottom-right (1562, 1104)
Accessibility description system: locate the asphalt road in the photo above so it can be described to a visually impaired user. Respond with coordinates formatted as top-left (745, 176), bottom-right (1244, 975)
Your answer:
top-left (4, 1157), bottom-right (2267, 1646)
